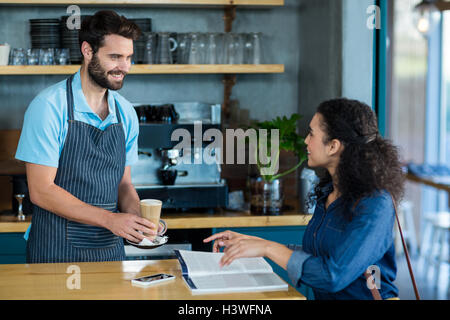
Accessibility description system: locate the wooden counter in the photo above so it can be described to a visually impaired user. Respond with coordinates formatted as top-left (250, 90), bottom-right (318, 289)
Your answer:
top-left (0, 205), bottom-right (312, 233)
top-left (0, 259), bottom-right (305, 300)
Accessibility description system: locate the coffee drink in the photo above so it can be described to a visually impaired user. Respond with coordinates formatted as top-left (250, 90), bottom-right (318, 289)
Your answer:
top-left (140, 199), bottom-right (163, 239)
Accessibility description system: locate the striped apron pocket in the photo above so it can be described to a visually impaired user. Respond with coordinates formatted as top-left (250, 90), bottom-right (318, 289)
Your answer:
top-left (66, 203), bottom-right (120, 249)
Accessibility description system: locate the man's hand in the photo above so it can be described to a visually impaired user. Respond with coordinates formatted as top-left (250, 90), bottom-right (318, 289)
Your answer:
top-left (106, 213), bottom-right (157, 243)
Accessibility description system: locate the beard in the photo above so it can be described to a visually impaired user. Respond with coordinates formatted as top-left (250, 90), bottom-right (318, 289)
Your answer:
top-left (87, 54), bottom-right (126, 91)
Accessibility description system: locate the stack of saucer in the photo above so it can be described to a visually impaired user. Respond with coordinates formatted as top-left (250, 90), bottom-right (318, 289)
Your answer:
top-left (29, 19), bottom-right (61, 49)
top-left (60, 15), bottom-right (90, 64)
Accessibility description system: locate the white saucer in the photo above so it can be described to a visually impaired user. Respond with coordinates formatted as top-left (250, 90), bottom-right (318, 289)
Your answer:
top-left (126, 235), bottom-right (168, 249)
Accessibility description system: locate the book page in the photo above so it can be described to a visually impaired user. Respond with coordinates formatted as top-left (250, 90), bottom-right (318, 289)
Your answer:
top-left (188, 273), bottom-right (288, 294)
top-left (177, 250), bottom-right (273, 277)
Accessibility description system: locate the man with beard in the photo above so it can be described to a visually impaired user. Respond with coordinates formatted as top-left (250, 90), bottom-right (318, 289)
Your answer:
top-left (15, 11), bottom-right (158, 263)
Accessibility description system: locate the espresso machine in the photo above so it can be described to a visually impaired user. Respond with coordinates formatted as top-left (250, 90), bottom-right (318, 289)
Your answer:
top-left (131, 102), bottom-right (228, 211)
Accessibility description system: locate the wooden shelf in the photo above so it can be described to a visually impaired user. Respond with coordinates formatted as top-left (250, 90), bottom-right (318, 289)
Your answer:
top-left (0, 64), bottom-right (284, 75)
top-left (436, 0), bottom-right (450, 11)
top-left (0, 0), bottom-right (284, 6)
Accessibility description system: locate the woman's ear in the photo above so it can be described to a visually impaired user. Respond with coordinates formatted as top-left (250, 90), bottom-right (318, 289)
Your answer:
top-left (327, 139), bottom-right (343, 157)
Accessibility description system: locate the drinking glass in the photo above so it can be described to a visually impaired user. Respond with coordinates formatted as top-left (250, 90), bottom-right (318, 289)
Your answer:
top-left (26, 48), bottom-right (39, 65)
top-left (11, 48), bottom-right (26, 65)
top-left (215, 33), bottom-right (225, 64)
top-left (205, 32), bottom-right (218, 64)
top-left (233, 33), bottom-right (245, 64)
top-left (245, 32), bottom-right (263, 64)
top-left (197, 33), bottom-right (207, 64)
top-left (188, 32), bottom-right (201, 64)
top-left (39, 48), bottom-right (55, 65)
top-left (143, 32), bottom-right (156, 64)
top-left (55, 48), bottom-right (70, 65)
top-left (177, 33), bottom-right (190, 64)
top-left (223, 33), bottom-right (236, 64)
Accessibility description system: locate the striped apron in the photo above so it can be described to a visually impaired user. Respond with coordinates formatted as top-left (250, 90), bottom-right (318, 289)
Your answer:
top-left (26, 74), bottom-right (126, 263)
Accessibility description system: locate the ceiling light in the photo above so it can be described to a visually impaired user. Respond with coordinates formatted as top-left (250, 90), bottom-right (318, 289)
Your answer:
top-left (413, 0), bottom-right (441, 36)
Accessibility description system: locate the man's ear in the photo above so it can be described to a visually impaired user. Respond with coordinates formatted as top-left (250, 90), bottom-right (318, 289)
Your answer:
top-left (327, 139), bottom-right (343, 157)
top-left (80, 41), bottom-right (93, 62)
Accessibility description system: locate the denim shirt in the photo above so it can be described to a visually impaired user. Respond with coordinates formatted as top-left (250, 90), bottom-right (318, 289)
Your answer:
top-left (286, 184), bottom-right (398, 300)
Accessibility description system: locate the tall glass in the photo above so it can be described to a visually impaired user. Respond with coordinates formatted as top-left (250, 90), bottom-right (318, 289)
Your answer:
top-left (143, 32), bottom-right (156, 64)
top-left (177, 33), bottom-right (190, 64)
top-left (205, 32), bottom-right (218, 64)
top-left (223, 32), bottom-right (236, 64)
top-left (216, 33), bottom-right (225, 64)
top-left (198, 33), bottom-right (207, 64)
top-left (233, 33), bottom-right (245, 64)
top-left (188, 32), bottom-right (201, 64)
top-left (245, 32), bottom-right (263, 64)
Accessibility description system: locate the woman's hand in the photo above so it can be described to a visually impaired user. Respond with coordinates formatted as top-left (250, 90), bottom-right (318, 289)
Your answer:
top-left (204, 230), bottom-right (294, 270)
top-left (219, 238), bottom-right (270, 267)
top-left (203, 230), bottom-right (261, 253)
top-left (204, 230), bottom-right (268, 267)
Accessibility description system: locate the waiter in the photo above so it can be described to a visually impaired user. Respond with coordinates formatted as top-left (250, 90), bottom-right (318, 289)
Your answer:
top-left (15, 10), bottom-right (156, 263)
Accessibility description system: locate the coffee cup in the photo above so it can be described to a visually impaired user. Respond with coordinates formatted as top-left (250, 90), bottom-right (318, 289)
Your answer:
top-left (0, 43), bottom-right (11, 65)
top-left (140, 199), bottom-right (167, 239)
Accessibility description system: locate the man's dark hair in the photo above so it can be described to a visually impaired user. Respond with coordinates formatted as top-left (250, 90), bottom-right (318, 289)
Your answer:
top-left (78, 10), bottom-right (141, 59)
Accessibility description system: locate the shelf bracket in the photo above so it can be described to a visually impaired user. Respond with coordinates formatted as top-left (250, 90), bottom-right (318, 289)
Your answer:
top-left (223, 5), bottom-right (236, 32)
top-left (223, 74), bottom-right (236, 122)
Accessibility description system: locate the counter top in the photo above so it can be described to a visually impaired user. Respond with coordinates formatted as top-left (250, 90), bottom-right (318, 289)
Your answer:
top-left (0, 259), bottom-right (306, 300)
top-left (0, 202), bottom-right (312, 233)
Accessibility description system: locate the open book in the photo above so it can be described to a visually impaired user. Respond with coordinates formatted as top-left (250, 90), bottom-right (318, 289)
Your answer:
top-left (174, 250), bottom-right (288, 295)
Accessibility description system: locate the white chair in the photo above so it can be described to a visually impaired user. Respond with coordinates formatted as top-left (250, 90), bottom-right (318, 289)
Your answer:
top-left (394, 201), bottom-right (418, 257)
top-left (419, 212), bottom-right (450, 266)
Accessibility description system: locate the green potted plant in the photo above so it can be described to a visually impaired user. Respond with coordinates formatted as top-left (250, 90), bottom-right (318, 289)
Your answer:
top-left (247, 114), bottom-right (307, 215)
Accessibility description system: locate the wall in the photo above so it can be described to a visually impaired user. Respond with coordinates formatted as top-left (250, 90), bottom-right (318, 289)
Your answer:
top-left (342, 0), bottom-right (374, 106)
top-left (0, 1), bottom-right (303, 130)
top-left (0, 1), bottom-right (377, 210)
top-left (296, 0), bottom-right (343, 133)
top-left (0, 1), bottom-right (375, 134)
top-left (296, 0), bottom-right (374, 132)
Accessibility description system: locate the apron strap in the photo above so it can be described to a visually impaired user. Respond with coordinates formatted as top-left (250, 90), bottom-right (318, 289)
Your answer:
top-left (114, 99), bottom-right (122, 124)
top-left (66, 74), bottom-right (75, 121)
top-left (67, 73), bottom-right (122, 124)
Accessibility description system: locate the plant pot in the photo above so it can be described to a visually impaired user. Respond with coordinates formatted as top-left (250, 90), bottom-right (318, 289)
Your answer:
top-left (249, 177), bottom-right (284, 215)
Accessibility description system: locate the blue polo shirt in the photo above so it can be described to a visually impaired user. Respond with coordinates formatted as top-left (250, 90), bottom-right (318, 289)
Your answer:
top-left (286, 184), bottom-right (398, 300)
top-left (15, 70), bottom-right (139, 168)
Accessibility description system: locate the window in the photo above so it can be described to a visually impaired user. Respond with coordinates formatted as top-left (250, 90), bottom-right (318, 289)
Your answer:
top-left (438, 11), bottom-right (450, 208)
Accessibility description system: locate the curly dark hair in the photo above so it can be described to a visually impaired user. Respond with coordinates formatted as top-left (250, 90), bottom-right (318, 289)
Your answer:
top-left (309, 98), bottom-right (405, 221)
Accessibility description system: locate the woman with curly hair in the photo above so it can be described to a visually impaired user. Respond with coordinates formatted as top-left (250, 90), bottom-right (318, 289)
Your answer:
top-left (204, 98), bottom-right (405, 300)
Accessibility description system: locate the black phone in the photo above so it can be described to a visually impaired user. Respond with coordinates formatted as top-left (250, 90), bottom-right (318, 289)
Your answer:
top-left (131, 273), bottom-right (175, 287)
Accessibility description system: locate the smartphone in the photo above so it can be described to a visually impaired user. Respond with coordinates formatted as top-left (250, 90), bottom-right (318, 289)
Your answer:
top-left (131, 273), bottom-right (175, 287)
